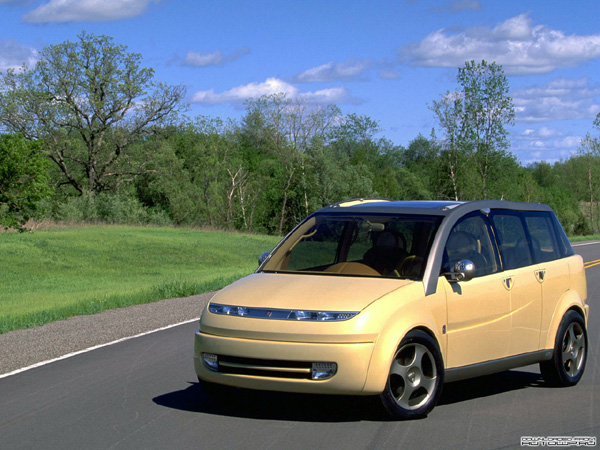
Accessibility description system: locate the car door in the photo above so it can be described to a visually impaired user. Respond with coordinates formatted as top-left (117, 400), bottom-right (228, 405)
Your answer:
top-left (443, 212), bottom-right (511, 368)
top-left (521, 212), bottom-right (571, 350)
top-left (490, 211), bottom-right (543, 356)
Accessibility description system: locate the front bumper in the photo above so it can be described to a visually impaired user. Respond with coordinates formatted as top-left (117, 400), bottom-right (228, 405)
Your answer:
top-left (194, 330), bottom-right (377, 395)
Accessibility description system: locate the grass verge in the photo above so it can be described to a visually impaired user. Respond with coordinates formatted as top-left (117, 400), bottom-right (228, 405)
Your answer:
top-left (0, 225), bottom-right (280, 333)
top-left (569, 234), bottom-right (600, 242)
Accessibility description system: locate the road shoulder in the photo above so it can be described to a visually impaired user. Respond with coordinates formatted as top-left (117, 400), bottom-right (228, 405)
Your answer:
top-left (0, 292), bottom-right (213, 376)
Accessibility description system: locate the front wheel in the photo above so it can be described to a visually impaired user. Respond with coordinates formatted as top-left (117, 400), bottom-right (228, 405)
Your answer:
top-left (379, 330), bottom-right (444, 420)
top-left (540, 310), bottom-right (588, 387)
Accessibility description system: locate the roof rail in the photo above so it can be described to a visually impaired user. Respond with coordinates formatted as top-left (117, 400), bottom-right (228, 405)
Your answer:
top-left (328, 198), bottom-right (392, 208)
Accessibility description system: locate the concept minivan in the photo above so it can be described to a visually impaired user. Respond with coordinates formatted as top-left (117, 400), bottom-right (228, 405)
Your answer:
top-left (194, 199), bottom-right (589, 419)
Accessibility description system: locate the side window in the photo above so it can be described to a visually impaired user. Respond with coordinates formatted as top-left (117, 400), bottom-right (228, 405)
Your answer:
top-left (490, 212), bottom-right (532, 270)
top-left (551, 213), bottom-right (575, 258)
top-left (443, 213), bottom-right (499, 277)
top-left (523, 212), bottom-right (559, 263)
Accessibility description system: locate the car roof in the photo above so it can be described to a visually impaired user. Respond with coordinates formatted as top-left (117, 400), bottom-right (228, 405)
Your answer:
top-left (318, 198), bottom-right (552, 216)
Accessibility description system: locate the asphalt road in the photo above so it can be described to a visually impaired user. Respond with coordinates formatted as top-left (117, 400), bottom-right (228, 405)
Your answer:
top-left (1, 244), bottom-right (599, 450)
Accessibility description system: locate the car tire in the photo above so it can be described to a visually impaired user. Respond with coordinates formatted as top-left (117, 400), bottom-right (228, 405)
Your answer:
top-left (540, 310), bottom-right (587, 387)
top-left (379, 330), bottom-right (444, 420)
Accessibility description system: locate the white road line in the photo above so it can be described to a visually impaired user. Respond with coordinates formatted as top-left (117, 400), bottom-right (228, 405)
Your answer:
top-left (572, 241), bottom-right (600, 247)
top-left (0, 317), bottom-right (200, 380)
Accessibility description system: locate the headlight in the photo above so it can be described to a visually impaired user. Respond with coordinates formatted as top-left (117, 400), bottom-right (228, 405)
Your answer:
top-left (208, 303), bottom-right (358, 321)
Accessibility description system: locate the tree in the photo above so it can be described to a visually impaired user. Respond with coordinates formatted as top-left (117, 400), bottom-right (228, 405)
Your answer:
top-left (430, 91), bottom-right (468, 200)
top-left (402, 133), bottom-right (438, 168)
top-left (305, 139), bottom-right (374, 207)
top-left (431, 60), bottom-right (515, 199)
top-left (329, 113), bottom-right (381, 165)
top-left (0, 134), bottom-right (52, 230)
top-left (242, 94), bottom-right (340, 234)
top-left (578, 132), bottom-right (600, 233)
top-left (0, 31), bottom-right (186, 196)
top-left (458, 60), bottom-right (515, 198)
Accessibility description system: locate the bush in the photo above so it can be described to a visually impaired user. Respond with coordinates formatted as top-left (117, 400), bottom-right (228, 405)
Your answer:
top-left (54, 193), bottom-right (147, 224)
top-left (53, 192), bottom-right (176, 226)
top-left (146, 207), bottom-right (174, 226)
top-left (95, 194), bottom-right (148, 224)
top-left (54, 194), bottom-right (99, 222)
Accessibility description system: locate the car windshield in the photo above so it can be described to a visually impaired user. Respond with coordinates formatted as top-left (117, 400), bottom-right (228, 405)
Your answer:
top-left (261, 213), bottom-right (442, 280)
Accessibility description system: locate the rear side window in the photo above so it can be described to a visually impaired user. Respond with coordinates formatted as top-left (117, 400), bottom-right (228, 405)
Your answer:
top-left (523, 212), bottom-right (559, 263)
top-left (491, 209), bottom-right (568, 270)
top-left (551, 213), bottom-right (575, 258)
top-left (490, 212), bottom-right (532, 270)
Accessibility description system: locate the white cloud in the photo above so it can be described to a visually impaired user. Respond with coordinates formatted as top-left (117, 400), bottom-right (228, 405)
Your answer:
top-left (378, 68), bottom-right (399, 80)
top-left (403, 13), bottom-right (600, 75)
top-left (183, 51), bottom-right (223, 67)
top-left (513, 126), bottom-right (584, 163)
top-left (293, 59), bottom-right (371, 82)
top-left (23, 0), bottom-right (160, 23)
top-left (182, 47), bottom-right (250, 68)
top-left (0, 39), bottom-right (38, 72)
top-left (191, 77), bottom-right (354, 105)
top-left (513, 77), bottom-right (600, 122)
top-left (299, 87), bottom-right (353, 104)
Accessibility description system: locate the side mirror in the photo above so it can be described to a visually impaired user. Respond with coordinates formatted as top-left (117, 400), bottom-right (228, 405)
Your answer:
top-left (258, 251), bottom-right (271, 266)
top-left (444, 259), bottom-right (476, 283)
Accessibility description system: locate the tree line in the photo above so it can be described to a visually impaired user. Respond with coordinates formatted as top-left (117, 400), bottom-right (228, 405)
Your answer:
top-left (1, 32), bottom-right (600, 235)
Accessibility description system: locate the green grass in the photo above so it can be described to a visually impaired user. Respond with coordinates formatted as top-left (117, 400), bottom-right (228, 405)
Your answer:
top-left (0, 225), bottom-right (280, 333)
top-left (569, 234), bottom-right (600, 242)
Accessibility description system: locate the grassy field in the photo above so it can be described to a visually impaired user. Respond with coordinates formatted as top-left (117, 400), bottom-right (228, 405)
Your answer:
top-left (0, 225), bottom-right (280, 333)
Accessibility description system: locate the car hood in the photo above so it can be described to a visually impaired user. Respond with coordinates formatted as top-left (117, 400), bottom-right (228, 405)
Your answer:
top-left (209, 272), bottom-right (412, 312)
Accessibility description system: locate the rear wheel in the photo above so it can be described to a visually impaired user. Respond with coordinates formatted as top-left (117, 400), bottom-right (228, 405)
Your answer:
top-left (379, 330), bottom-right (444, 420)
top-left (540, 310), bottom-right (587, 386)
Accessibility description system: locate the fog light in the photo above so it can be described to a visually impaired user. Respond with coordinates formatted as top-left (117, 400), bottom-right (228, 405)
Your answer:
top-left (203, 353), bottom-right (218, 371)
top-left (311, 362), bottom-right (337, 380)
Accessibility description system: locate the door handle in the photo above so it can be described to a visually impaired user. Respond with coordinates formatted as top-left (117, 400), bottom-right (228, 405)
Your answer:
top-left (503, 277), bottom-right (513, 290)
top-left (535, 270), bottom-right (546, 283)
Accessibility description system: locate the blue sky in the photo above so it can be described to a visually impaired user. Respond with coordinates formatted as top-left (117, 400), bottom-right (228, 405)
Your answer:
top-left (1, 0), bottom-right (600, 165)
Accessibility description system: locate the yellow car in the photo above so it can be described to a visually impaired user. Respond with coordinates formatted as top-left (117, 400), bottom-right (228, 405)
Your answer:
top-left (194, 199), bottom-right (589, 419)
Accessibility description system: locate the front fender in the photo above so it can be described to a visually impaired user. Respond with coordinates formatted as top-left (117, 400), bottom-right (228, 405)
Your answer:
top-left (361, 282), bottom-right (447, 394)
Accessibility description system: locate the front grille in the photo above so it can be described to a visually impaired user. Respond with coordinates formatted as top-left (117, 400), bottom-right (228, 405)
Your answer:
top-left (216, 355), bottom-right (313, 380)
